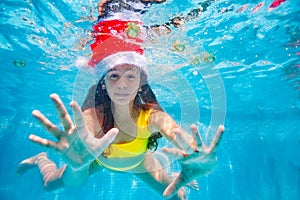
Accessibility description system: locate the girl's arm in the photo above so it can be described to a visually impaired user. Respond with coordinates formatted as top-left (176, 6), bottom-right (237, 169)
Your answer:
top-left (148, 109), bottom-right (224, 198)
top-left (148, 109), bottom-right (194, 153)
top-left (29, 94), bottom-right (118, 186)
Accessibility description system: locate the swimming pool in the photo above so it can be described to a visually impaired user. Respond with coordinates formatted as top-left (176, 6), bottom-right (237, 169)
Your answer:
top-left (0, 0), bottom-right (299, 199)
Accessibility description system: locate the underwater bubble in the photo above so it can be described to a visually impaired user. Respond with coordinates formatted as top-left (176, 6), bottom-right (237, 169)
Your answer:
top-left (173, 41), bottom-right (186, 52)
top-left (14, 60), bottom-right (26, 68)
top-left (203, 53), bottom-right (216, 63)
top-left (126, 22), bottom-right (140, 38)
top-left (75, 56), bottom-right (89, 69)
top-left (191, 56), bottom-right (201, 65)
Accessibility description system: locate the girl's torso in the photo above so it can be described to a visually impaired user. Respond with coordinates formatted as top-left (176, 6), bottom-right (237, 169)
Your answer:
top-left (93, 108), bottom-right (152, 171)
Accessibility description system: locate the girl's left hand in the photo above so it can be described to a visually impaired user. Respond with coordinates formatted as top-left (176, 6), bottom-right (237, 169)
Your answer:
top-left (162, 124), bottom-right (224, 198)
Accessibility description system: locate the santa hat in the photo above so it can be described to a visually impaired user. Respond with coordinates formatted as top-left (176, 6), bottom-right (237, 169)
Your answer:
top-left (88, 20), bottom-right (145, 68)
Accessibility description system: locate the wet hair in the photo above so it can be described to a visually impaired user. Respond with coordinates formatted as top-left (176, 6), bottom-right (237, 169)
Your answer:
top-left (82, 69), bottom-right (163, 151)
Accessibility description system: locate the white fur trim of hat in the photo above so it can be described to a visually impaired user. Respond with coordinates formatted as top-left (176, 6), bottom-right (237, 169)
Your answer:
top-left (95, 51), bottom-right (148, 78)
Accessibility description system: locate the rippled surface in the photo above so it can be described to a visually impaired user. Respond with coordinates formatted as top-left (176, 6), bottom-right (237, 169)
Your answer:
top-left (1, 0), bottom-right (299, 105)
top-left (0, 0), bottom-right (299, 199)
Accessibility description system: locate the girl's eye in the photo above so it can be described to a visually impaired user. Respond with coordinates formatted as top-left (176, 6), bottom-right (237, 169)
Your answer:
top-left (109, 73), bottom-right (120, 80)
top-left (127, 74), bottom-right (136, 80)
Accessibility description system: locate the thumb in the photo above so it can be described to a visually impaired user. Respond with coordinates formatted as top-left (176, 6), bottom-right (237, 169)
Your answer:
top-left (103, 128), bottom-right (119, 143)
top-left (94, 128), bottom-right (119, 153)
top-left (163, 173), bottom-right (184, 198)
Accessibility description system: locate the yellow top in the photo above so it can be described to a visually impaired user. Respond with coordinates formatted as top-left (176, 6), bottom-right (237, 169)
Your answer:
top-left (95, 109), bottom-right (152, 171)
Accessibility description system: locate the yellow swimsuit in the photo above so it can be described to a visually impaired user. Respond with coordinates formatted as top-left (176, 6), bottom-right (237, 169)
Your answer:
top-left (94, 109), bottom-right (151, 171)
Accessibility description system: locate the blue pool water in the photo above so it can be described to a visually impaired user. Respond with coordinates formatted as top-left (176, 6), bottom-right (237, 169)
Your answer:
top-left (0, 0), bottom-right (299, 199)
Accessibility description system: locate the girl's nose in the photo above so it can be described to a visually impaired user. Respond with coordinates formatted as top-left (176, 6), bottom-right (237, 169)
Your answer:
top-left (116, 77), bottom-right (127, 89)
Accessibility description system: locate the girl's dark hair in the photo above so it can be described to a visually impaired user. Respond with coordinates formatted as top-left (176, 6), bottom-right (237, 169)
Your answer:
top-left (82, 69), bottom-right (163, 151)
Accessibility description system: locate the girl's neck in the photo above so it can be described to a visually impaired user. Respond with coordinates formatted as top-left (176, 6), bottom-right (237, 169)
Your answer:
top-left (112, 101), bottom-right (136, 121)
top-left (112, 101), bottom-right (139, 141)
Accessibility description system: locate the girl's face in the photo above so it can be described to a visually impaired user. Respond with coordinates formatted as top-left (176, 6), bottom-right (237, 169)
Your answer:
top-left (104, 64), bottom-right (141, 105)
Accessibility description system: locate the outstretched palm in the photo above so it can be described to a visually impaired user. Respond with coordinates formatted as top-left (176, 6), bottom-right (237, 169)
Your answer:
top-left (29, 93), bottom-right (118, 170)
top-left (162, 124), bottom-right (224, 198)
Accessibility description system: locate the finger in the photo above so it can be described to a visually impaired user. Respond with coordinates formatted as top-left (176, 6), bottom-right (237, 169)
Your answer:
top-left (93, 128), bottom-right (119, 154)
top-left (173, 128), bottom-right (193, 152)
top-left (50, 93), bottom-right (73, 131)
top-left (70, 101), bottom-right (85, 129)
top-left (186, 180), bottom-right (200, 191)
top-left (29, 134), bottom-right (58, 150)
top-left (70, 101), bottom-right (89, 140)
top-left (162, 147), bottom-right (185, 157)
top-left (32, 110), bottom-right (62, 139)
top-left (162, 147), bottom-right (185, 162)
top-left (170, 172), bottom-right (199, 191)
top-left (208, 125), bottom-right (225, 153)
top-left (190, 124), bottom-right (204, 149)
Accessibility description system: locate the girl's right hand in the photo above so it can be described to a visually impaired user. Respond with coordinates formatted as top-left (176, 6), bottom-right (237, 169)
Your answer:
top-left (29, 93), bottom-right (118, 171)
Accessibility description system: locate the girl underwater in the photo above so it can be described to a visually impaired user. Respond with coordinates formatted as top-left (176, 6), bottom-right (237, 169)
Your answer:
top-left (17, 1), bottom-right (224, 199)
